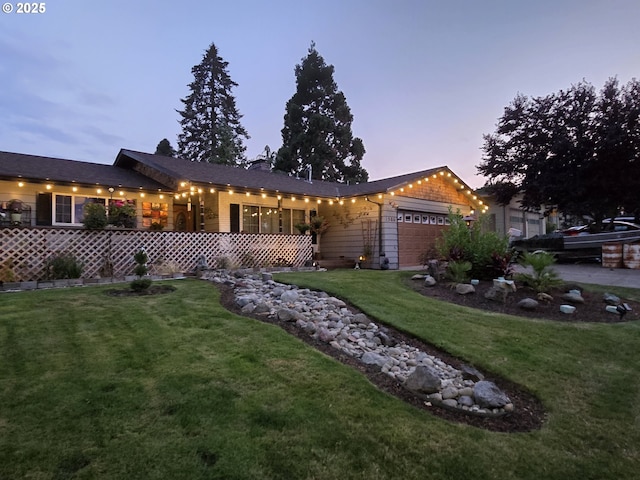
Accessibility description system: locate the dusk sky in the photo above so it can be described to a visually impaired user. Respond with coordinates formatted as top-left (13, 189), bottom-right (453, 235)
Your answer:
top-left (1, 0), bottom-right (639, 188)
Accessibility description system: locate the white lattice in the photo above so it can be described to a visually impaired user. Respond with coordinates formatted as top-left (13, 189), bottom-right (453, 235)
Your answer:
top-left (0, 227), bottom-right (313, 281)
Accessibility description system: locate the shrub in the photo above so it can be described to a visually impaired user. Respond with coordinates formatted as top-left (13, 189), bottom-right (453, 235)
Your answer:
top-left (108, 201), bottom-right (137, 228)
top-left (516, 251), bottom-right (563, 293)
top-left (130, 278), bottom-right (152, 292)
top-left (0, 259), bottom-right (16, 282)
top-left (215, 256), bottom-right (233, 269)
top-left (83, 203), bottom-right (108, 230)
top-left (44, 252), bottom-right (84, 279)
top-left (445, 260), bottom-right (472, 283)
top-left (436, 208), bottom-right (510, 279)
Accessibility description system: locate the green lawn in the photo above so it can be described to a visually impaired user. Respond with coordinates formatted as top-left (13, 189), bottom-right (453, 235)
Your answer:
top-left (1, 273), bottom-right (639, 479)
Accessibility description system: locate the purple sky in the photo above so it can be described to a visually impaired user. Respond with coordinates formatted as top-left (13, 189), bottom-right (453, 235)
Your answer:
top-left (2, 0), bottom-right (639, 187)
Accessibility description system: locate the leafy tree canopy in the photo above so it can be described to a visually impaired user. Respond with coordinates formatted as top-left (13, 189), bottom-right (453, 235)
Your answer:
top-left (177, 43), bottom-right (249, 165)
top-left (274, 42), bottom-right (368, 183)
top-left (477, 78), bottom-right (640, 223)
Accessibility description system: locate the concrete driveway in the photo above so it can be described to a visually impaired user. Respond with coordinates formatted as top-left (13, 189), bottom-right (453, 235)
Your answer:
top-left (546, 264), bottom-right (640, 288)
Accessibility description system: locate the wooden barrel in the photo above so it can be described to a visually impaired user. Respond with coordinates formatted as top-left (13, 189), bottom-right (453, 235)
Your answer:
top-left (602, 242), bottom-right (623, 268)
top-left (623, 243), bottom-right (640, 269)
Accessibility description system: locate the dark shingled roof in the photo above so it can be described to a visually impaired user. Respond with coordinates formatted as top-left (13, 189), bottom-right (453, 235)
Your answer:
top-left (0, 149), bottom-right (477, 199)
top-left (115, 149), bottom-right (466, 198)
top-left (0, 151), bottom-right (170, 191)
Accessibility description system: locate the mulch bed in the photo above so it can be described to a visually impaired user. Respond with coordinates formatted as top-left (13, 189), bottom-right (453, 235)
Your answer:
top-left (409, 278), bottom-right (639, 323)
top-left (216, 283), bottom-right (548, 433)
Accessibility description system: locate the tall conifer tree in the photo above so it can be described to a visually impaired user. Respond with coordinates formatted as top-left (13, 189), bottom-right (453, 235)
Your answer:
top-left (275, 42), bottom-right (368, 183)
top-left (177, 43), bottom-right (249, 165)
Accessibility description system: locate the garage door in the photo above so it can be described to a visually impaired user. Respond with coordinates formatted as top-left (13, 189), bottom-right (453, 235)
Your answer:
top-left (397, 211), bottom-right (448, 267)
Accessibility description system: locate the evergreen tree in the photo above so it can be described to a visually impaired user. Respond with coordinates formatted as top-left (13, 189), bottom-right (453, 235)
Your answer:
top-left (154, 138), bottom-right (176, 157)
top-left (275, 42), bottom-right (368, 183)
top-left (177, 43), bottom-right (249, 165)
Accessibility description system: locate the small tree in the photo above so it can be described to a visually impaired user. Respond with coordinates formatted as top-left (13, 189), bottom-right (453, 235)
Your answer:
top-left (131, 249), bottom-right (151, 292)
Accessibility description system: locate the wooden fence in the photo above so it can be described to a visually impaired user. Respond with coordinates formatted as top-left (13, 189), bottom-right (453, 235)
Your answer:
top-left (0, 227), bottom-right (313, 281)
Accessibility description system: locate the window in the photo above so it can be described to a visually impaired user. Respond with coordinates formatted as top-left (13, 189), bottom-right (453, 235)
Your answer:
top-left (55, 195), bottom-right (72, 223)
top-left (242, 206), bottom-right (307, 233)
top-left (242, 205), bottom-right (259, 233)
top-left (54, 194), bottom-right (106, 225)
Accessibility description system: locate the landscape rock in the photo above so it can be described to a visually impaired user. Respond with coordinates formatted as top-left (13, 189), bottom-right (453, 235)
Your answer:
top-left (518, 298), bottom-right (539, 310)
top-left (537, 292), bottom-right (553, 303)
top-left (460, 364), bottom-right (484, 382)
top-left (484, 286), bottom-right (508, 303)
top-left (456, 283), bottom-right (475, 295)
top-left (424, 275), bottom-right (437, 287)
top-left (603, 293), bottom-right (621, 305)
top-left (280, 289), bottom-right (299, 303)
top-left (474, 380), bottom-right (511, 408)
top-left (277, 308), bottom-right (299, 322)
top-left (561, 292), bottom-right (584, 304)
top-left (404, 365), bottom-right (442, 394)
top-left (361, 352), bottom-right (388, 367)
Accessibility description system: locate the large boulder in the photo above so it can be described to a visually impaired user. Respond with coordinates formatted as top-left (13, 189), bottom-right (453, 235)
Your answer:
top-left (473, 380), bottom-right (511, 408)
top-left (404, 365), bottom-right (442, 394)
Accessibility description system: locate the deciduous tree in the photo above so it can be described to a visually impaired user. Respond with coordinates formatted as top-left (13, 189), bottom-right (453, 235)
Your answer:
top-left (478, 78), bottom-right (640, 225)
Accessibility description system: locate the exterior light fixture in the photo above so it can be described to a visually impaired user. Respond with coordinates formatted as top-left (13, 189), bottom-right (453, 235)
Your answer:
top-left (46, 184), bottom-right (52, 190)
top-left (18, 182), bottom-right (24, 187)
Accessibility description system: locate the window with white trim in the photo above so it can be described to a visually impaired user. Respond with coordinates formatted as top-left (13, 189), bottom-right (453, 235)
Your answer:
top-left (53, 194), bottom-right (106, 225)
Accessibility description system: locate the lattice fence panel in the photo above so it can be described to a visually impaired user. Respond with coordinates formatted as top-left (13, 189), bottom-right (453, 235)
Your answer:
top-left (1, 227), bottom-right (312, 281)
